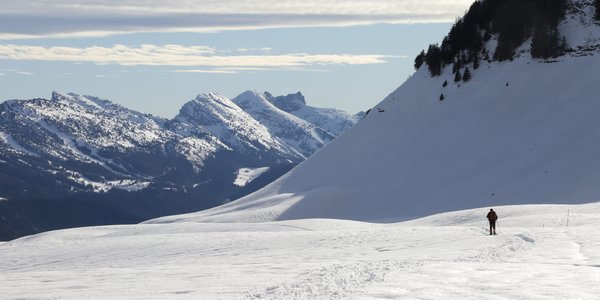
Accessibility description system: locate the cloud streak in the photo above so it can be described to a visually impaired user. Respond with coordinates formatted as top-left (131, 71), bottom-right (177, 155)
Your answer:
top-left (0, 44), bottom-right (394, 70)
top-left (0, 0), bottom-right (473, 38)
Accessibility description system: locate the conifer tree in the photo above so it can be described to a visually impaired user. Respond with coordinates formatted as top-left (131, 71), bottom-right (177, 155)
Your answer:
top-left (440, 94), bottom-right (445, 101)
top-left (596, 0), bottom-right (600, 21)
top-left (463, 67), bottom-right (472, 82)
top-left (454, 69), bottom-right (462, 82)
top-left (414, 50), bottom-right (425, 70)
top-left (452, 61), bottom-right (461, 74)
top-left (425, 44), bottom-right (442, 76)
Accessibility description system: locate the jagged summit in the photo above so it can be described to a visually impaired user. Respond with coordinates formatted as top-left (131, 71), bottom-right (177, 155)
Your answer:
top-left (233, 90), bottom-right (334, 158)
top-left (263, 91), bottom-right (361, 136)
top-left (265, 91), bottom-right (306, 112)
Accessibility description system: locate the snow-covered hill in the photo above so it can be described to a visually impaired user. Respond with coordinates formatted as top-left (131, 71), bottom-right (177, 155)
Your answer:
top-left (3, 203), bottom-right (600, 299)
top-left (150, 0), bottom-right (600, 224)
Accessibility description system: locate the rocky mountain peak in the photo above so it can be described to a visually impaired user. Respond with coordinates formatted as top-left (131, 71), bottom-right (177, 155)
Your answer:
top-left (265, 91), bottom-right (306, 112)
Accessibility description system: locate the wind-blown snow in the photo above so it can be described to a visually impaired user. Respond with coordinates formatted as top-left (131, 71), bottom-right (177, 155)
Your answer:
top-left (2, 203), bottom-right (600, 299)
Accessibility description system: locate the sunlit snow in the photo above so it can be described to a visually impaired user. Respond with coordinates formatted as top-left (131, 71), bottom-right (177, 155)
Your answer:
top-left (234, 167), bottom-right (270, 187)
top-left (1, 203), bottom-right (599, 299)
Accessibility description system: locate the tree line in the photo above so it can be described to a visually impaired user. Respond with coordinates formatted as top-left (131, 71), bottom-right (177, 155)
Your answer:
top-left (415, 0), bottom-right (570, 77)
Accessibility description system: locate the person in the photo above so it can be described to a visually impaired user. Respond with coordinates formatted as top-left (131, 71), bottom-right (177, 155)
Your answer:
top-left (487, 208), bottom-right (498, 235)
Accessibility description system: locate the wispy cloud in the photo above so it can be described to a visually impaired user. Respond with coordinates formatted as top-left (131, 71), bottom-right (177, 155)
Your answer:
top-left (170, 66), bottom-right (333, 74)
top-left (0, 44), bottom-right (394, 69)
top-left (171, 69), bottom-right (239, 74)
top-left (0, 0), bottom-right (473, 39)
top-left (237, 47), bottom-right (273, 53)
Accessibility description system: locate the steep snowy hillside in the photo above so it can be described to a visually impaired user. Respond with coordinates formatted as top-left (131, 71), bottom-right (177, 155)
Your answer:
top-left (233, 90), bottom-right (335, 158)
top-left (3, 203), bottom-right (600, 299)
top-left (266, 91), bottom-right (361, 136)
top-left (151, 0), bottom-right (600, 224)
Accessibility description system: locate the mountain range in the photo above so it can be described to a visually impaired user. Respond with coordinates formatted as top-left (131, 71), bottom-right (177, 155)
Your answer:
top-left (0, 90), bottom-right (361, 240)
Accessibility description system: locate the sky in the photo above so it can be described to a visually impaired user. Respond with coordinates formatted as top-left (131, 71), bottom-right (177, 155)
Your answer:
top-left (0, 0), bottom-right (473, 117)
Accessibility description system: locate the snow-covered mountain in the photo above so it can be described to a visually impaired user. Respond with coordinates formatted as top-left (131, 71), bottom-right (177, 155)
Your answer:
top-left (265, 91), bottom-right (361, 136)
top-left (233, 90), bottom-right (335, 158)
top-left (169, 92), bottom-right (300, 162)
top-left (0, 91), bottom-right (358, 240)
top-left (151, 0), bottom-right (600, 224)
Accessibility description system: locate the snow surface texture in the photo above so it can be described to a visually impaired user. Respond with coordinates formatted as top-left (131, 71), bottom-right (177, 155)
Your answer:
top-left (153, 45), bottom-right (600, 224)
top-left (2, 203), bottom-right (600, 299)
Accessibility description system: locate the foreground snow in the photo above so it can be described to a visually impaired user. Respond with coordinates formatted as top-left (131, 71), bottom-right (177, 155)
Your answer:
top-left (2, 203), bottom-right (600, 299)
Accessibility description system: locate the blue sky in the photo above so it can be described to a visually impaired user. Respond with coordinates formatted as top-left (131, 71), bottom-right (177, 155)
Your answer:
top-left (0, 0), bottom-right (472, 117)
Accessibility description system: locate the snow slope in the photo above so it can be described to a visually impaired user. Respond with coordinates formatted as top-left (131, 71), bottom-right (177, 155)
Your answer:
top-left (2, 203), bottom-right (600, 299)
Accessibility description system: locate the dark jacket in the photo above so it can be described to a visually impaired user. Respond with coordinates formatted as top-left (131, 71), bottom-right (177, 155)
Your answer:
top-left (487, 211), bottom-right (498, 221)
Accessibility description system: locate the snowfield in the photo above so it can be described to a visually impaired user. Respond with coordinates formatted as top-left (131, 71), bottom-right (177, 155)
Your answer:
top-left (2, 203), bottom-right (600, 299)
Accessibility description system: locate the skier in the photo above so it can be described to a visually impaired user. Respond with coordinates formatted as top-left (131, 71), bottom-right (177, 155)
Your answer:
top-left (487, 208), bottom-right (498, 235)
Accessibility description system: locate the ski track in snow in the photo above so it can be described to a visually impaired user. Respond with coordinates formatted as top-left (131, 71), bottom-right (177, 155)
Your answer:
top-left (2, 204), bottom-right (600, 299)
